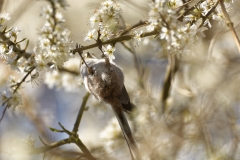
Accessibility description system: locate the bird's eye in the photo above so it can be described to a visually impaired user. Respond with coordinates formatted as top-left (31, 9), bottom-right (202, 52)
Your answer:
top-left (81, 60), bottom-right (84, 65)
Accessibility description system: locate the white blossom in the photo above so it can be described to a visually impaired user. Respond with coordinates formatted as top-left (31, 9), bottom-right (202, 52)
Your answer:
top-left (41, 5), bottom-right (53, 19)
top-left (89, 15), bottom-right (99, 27)
top-left (55, 11), bottom-right (65, 22)
top-left (84, 29), bottom-right (96, 41)
top-left (0, 44), bottom-right (7, 59)
top-left (0, 12), bottom-right (10, 23)
top-left (160, 27), bottom-right (170, 40)
top-left (86, 0), bottom-right (123, 38)
top-left (133, 30), bottom-right (143, 45)
top-left (103, 45), bottom-right (115, 61)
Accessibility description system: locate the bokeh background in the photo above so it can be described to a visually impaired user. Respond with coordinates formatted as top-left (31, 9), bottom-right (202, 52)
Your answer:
top-left (1, 0), bottom-right (240, 160)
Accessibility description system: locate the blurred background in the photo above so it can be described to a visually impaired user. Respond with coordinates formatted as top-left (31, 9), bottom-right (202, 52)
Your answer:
top-left (1, 0), bottom-right (240, 160)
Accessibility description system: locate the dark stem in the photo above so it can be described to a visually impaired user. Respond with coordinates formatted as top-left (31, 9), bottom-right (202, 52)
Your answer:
top-left (0, 104), bottom-right (8, 123)
top-left (72, 30), bottom-right (159, 53)
top-left (13, 67), bottom-right (35, 93)
top-left (72, 92), bottom-right (90, 133)
top-left (218, 0), bottom-right (240, 53)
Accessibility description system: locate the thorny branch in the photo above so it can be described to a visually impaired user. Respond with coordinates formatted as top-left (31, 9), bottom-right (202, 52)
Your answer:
top-left (72, 29), bottom-right (159, 53)
top-left (177, 0), bottom-right (205, 21)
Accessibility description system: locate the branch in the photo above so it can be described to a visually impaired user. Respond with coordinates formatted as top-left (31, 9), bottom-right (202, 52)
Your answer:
top-left (73, 136), bottom-right (96, 160)
top-left (29, 92), bottom-right (95, 160)
top-left (58, 67), bottom-right (79, 76)
top-left (200, 1), bottom-right (219, 27)
top-left (13, 67), bottom-right (35, 93)
top-left (176, 0), bottom-right (194, 10)
top-left (177, 0), bottom-right (205, 21)
top-left (117, 20), bottom-right (148, 36)
top-left (0, 104), bottom-right (8, 123)
top-left (72, 30), bottom-right (159, 53)
top-left (218, 0), bottom-right (240, 53)
top-left (72, 92), bottom-right (90, 133)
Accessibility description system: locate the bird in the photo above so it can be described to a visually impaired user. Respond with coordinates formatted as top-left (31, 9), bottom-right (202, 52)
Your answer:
top-left (80, 53), bottom-right (139, 159)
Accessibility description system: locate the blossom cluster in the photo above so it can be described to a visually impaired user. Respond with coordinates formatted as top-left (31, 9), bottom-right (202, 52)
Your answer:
top-left (84, 0), bottom-right (123, 61)
top-left (145, 0), bottom-right (234, 55)
top-left (34, 4), bottom-right (72, 71)
top-left (0, 1), bottom-right (78, 111)
top-left (0, 13), bottom-right (23, 109)
top-left (84, 0), bottom-right (123, 41)
top-left (88, 0), bottom-right (123, 38)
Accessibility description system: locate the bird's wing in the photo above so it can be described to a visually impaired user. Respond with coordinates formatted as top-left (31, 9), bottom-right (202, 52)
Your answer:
top-left (119, 85), bottom-right (135, 112)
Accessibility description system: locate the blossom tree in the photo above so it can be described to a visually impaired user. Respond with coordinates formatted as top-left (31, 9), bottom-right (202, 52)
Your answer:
top-left (1, 0), bottom-right (240, 160)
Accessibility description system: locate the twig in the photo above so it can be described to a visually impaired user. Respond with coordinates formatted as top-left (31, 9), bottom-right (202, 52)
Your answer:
top-left (29, 92), bottom-right (95, 160)
top-left (219, 0), bottom-right (240, 53)
top-left (0, 104), bottom-right (8, 123)
top-left (48, 126), bottom-right (64, 133)
top-left (73, 136), bottom-right (96, 160)
top-left (72, 92), bottom-right (90, 133)
top-left (121, 42), bottom-right (133, 53)
top-left (13, 67), bottom-right (35, 93)
top-left (176, 0), bottom-right (194, 10)
top-left (38, 136), bottom-right (48, 146)
top-left (58, 67), bottom-right (79, 75)
top-left (117, 20), bottom-right (148, 36)
top-left (58, 122), bottom-right (72, 135)
top-left (29, 138), bottom-right (71, 154)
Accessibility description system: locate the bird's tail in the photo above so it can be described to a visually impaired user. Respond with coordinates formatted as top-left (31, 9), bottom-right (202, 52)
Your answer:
top-left (111, 100), bottom-right (140, 160)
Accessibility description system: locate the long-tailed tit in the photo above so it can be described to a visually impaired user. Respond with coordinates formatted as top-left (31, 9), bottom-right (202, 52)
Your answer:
top-left (80, 54), bottom-right (139, 159)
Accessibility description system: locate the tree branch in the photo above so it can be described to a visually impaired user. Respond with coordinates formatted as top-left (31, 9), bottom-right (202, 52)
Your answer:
top-left (29, 92), bottom-right (95, 160)
top-left (219, 0), bottom-right (240, 53)
top-left (72, 92), bottom-right (90, 133)
top-left (72, 30), bottom-right (159, 53)
top-left (13, 67), bottom-right (35, 93)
